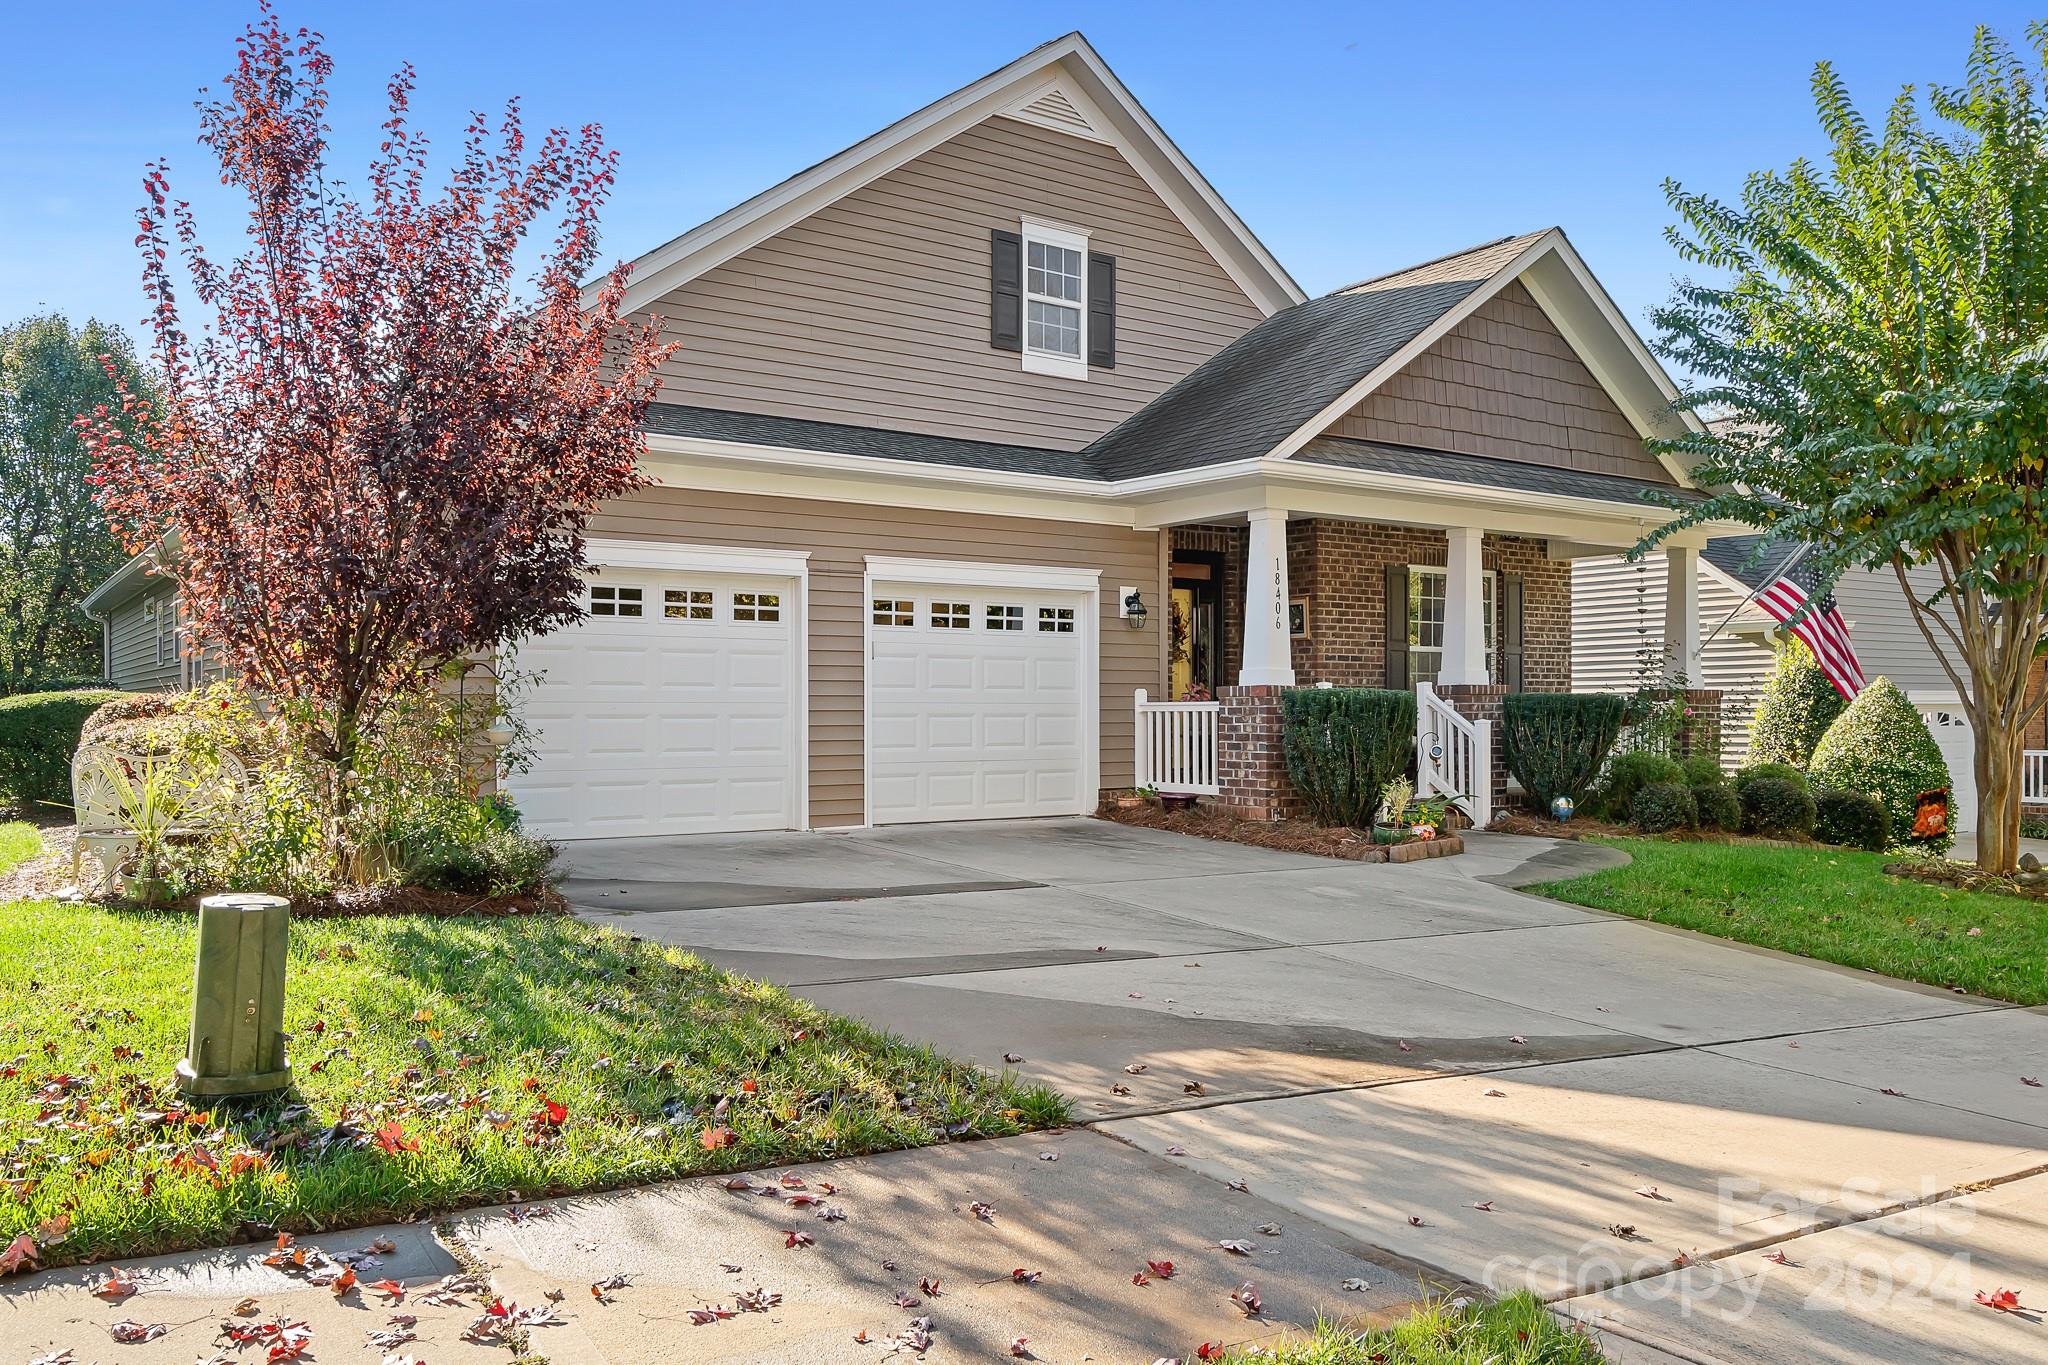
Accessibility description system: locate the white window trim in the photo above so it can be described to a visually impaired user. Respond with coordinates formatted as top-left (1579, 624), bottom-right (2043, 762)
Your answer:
top-left (859, 556), bottom-right (1101, 828)
top-left (1020, 217), bottom-right (1089, 381)
top-left (1406, 564), bottom-right (1500, 683)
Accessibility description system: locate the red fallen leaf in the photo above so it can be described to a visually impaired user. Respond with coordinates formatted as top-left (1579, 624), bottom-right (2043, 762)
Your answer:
top-left (373, 1120), bottom-right (419, 1155)
top-left (818, 1181), bottom-right (839, 1195)
top-left (919, 1276), bottom-right (942, 1298)
top-left (740, 1078), bottom-right (758, 1093)
top-left (2023, 1077), bottom-right (2042, 1088)
top-left (371, 1278), bottom-right (406, 1302)
top-left (1196, 1344), bottom-right (1224, 1361)
top-left (1145, 1259), bottom-right (1175, 1279)
top-left (701, 1126), bottom-right (736, 1151)
top-left (854, 1330), bottom-right (869, 1343)
top-left (532, 1098), bottom-right (568, 1127)
top-left (893, 1291), bottom-right (919, 1308)
top-left (0, 1231), bottom-right (39, 1274)
top-left (778, 1173), bottom-right (806, 1189)
top-left (1009, 1336), bottom-right (1031, 1357)
top-left (688, 1306), bottom-right (736, 1325)
top-left (1231, 1280), bottom-right (1263, 1316)
top-left (970, 1201), bottom-right (996, 1221)
top-left (1761, 1250), bottom-right (1794, 1265)
top-left (783, 1229), bottom-right (813, 1249)
top-left (90, 1268), bottom-right (138, 1299)
top-left (1976, 1288), bottom-right (2024, 1312)
top-left (330, 1265), bottom-right (357, 1297)
top-left (1011, 1268), bottom-right (1043, 1284)
top-left (1131, 1271), bottom-right (1149, 1286)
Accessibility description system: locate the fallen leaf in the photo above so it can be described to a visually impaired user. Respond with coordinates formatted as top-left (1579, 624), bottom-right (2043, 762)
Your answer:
top-left (232, 1297), bottom-right (262, 1316)
top-left (1183, 1081), bottom-right (1207, 1097)
top-left (1407, 1215), bottom-right (1427, 1227)
top-left (1218, 1239), bottom-right (1254, 1255)
top-left (1341, 1277), bottom-right (1370, 1292)
top-left (1165, 1145), bottom-right (1187, 1156)
top-left (107, 1320), bottom-right (168, 1343)
top-left (1110, 1083), bottom-right (1133, 1096)
top-left (89, 1268), bottom-right (139, 1300)
top-left (1123, 1063), bottom-right (1149, 1074)
top-left (1608, 1223), bottom-right (1639, 1240)
top-left (370, 1278), bottom-right (406, 1302)
top-left (1880, 1087), bottom-right (1906, 1097)
top-left (2023, 1077), bottom-right (2042, 1088)
top-left (919, 1276), bottom-right (942, 1298)
top-left (1482, 1088), bottom-right (1508, 1098)
top-left (782, 1229), bottom-right (814, 1249)
top-left (701, 1126), bottom-right (736, 1151)
top-left (1226, 1178), bottom-right (1248, 1193)
top-left (688, 1306), bottom-right (736, 1325)
top-left (1397, 1040), bottom-right (1411, 1052)
top-left (1038, 1151), bottom-right (1058, 1162)
top-left (1003, 1052), bottom-right (1025, 1064)
top-left (1761, 1250), bottom-right (1795, 1266)
top-left (372, 1121), bottom-right (419, 1155)
top-left (1145, 1259), bottom-right (1176, 1279)
top-left (0, 1231), bottom-right (39, 1274)
top-left (1231, 1280), bottom-right (1263, 1316)
top-left (330, 1265), bottom-right (358, 1298)
top-left (1977, 1288), bottom-right (2024, 1312)
top-left (1508, 1035), bottom-right (1528, 1046)
top-left (1471, 1200), bottom-right (1494, 1212)
top-left (1257, 1222), bottom-right (1282, 1236)
top-left (1010, 1337), bottom-right (1031, 1358)
top-left (1011, 1268), bottom-right (1043, 1284)
top-left (970, 1201), bottom-right (995, 1222)
top-left (1635, 1186), bottom-right (1669, 1201)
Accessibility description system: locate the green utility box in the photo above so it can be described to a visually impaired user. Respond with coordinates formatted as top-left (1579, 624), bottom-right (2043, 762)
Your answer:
top-left (176, 893), bottom-right (292, 1097)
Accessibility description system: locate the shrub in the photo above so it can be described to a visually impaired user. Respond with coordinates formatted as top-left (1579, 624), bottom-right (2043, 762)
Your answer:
top-left (0, 689), bottom-right (132, 807)
top-left (1749, 638), bottom-right (1846, 767)
top-left (1814, 788), bottom-right (1890, 851)
top-left (1280, 688), bottom-right (1416, 828)
top-left (1808, 677), bottom-right (1951, 851)
top-left (1693, 782), bottom-right (1743, 832)
top-left (1679, 754), bottom-right (1725, 787)
top-left (1735, 761), bottom-right (1808, 792)
top-left (396, 798), bottom-right (557, 896)
top-left (80, 692), bottom-right (173, 743)
top-left (1501, 693), bottom-right (1626, 808)
top-left (1742, 776), bottom-right (1817, 838)
top-left (1597, 752), bottom-right (1684, 820)
top-left (1630, 781), bottom-right (1698, 833)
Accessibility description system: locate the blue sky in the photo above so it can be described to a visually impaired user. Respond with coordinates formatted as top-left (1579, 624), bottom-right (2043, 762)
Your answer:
top-left (3, 2), bottom-right (2042, 347)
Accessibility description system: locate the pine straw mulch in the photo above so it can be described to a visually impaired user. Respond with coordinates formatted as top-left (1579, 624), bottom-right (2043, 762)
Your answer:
top-left (0, 821), bottom-right (565, 918)
top-left (1488, 807), bottom-right (1820, 851)
top-left (1884, 857), bottom-right (2048, 902)
top-left (1098, 800), bottom-right (1397, 859)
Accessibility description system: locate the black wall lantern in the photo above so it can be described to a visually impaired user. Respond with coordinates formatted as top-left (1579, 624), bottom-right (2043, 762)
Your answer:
top-left (1123, 588), bottom-right (1149, 629)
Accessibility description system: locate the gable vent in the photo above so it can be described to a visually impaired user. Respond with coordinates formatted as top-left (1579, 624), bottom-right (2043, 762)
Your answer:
top-left (1001, 85), bottom-right (1107, 142)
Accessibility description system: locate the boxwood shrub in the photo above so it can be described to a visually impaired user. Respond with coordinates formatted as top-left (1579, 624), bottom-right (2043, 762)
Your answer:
top-left (1742, 776), bottom-right (1817, 838)
top-left (1814, 787), bottom-right (1890, 851)
top-left (1501, 692), bottom-right (1626, 809)
top-left (1808, 677), bottom-right (1950, 851)
top-left (1735, 761), bottom-right (1808, 792)
top-left (0, 688), bottom-right (132, 808)
top-left (1692, 782), bottom-right (1743, 832)
top-left (1280, 687), bottom-right (1416, 828)
top-left (1630, 780), bottom-right (1698, 833)
top-left (1749, 637), bottom-right (1846, 766)
top-left (1597, 751), bottom-right (1685, 820)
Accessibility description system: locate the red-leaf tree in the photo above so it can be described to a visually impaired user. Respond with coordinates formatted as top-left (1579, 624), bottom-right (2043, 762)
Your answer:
top-left (79, 6), bottom-right (673, 871)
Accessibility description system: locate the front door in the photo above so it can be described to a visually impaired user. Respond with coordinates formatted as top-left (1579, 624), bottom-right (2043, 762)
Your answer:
top-left (1170, 553), bottom-right (1223, 699)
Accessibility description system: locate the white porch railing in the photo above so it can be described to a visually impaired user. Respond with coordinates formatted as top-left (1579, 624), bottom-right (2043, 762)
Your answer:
top-left (1134, 690), bottom-right (1221, 795)
top-left (1416, 681), bottom-right (1493, 828)
top-left (2024, 750), bottom-right (2048, 806)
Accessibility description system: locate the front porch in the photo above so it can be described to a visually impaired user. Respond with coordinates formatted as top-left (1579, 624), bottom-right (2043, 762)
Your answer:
top-left (1136, 505), bottom-right (1721, 826)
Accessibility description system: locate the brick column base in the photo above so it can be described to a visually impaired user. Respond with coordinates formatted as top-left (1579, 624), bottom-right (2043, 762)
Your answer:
top-left (1434, 683), bottom-right (1511, 801)
top-left (1677, 688), bottom-right (1723, 764)
top-left (1212, 685), bottom-right (1302, 822)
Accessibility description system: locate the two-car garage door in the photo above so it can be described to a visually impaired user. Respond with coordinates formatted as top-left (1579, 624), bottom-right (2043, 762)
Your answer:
top-left (508, 550), bottom-right (1097, 839)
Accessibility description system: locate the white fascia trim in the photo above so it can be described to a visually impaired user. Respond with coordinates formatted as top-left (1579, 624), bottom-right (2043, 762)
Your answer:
top-left (597, 35), bottom-right (1302, 319)
top-left (1262, 456), bottom-right (1691, 528)
top-left (1698, 557), bottom-right (1761, 602)
top-left (1265, 232), bottom-right (1563, 463)
top-left (583, 536), bottom-right (812, 578)
top-left (866, 555), bottom-right (1102, 593)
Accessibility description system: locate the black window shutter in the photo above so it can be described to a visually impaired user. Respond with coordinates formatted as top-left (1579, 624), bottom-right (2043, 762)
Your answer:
top-left (990, 229), bottom-right (1022, 352)
top-left (1501, 574), bottom-right (1526, 691)
top-left (1087, 251), bottom-right (1116, 368)
top-left (1384, 565), bottom-right (1409, 690)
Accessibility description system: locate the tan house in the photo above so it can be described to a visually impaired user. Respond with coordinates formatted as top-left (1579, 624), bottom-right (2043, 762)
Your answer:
top-left (86, 32), bottom-right (1734, 840)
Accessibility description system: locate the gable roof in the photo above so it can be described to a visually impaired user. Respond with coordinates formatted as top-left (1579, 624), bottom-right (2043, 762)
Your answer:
top-left (1296, 434), bottom-right (1706, 510)
top-left (1084, 228), bottom-right (1704, 483)
top-left (1084, 232), bottom-right (1547, 480)
top-left (1702, 534), bottom-right (1805, 592)
top-left (593, 33), bottom-right (1304, 319)
top-left (642, 402), bottom-right (1101, 480)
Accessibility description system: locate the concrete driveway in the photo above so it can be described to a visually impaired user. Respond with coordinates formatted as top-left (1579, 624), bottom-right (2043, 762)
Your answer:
top-left (563, 819), bottom-right (2048, 1364)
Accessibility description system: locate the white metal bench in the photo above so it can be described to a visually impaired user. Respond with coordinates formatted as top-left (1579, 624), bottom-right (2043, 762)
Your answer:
top-left (69, 744), bottom-right (252, 893)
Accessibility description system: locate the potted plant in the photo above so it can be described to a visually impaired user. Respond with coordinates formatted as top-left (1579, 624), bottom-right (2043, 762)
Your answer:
top-left (1158, 790), bottom-right (1199, 813)
top-left (1374, 777), bottom-right (1415, 844)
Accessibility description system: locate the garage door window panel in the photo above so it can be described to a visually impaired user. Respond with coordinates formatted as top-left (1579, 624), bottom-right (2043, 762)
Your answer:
top-left (873, 598), bottom-right (914, 627)
top-left (931, 601), bottom-right (971, 629)
top-left (664, 588), bottom-right (714, 620)
top-left (732, 591), bottom-right (780, 623)
top-left (589, 585), bottom-right (644, 617)
top-left (986, 603), bottom-right (1025, 631)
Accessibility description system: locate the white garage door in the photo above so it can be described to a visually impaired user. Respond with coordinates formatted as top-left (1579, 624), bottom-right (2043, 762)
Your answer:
top-left (868, 582), bottom-right (1092, 824)
top-left (508, 568), bottom-right (800, 839)
top-left (1918, 704), bottom-right (1978, 831)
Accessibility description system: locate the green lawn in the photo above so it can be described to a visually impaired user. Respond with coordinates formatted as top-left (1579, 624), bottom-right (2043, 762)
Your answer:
top-left (0, 896), bottom-right (1065, 1267)
top-left (1223, 1294), bottom-right (1603, 1363)
top-left (1532, 838), bottom-right (2048, 1005)
top-left (0, 820), bottom-right (42, 874)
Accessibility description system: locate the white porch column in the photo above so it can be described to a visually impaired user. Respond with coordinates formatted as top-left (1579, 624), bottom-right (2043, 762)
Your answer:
top-left (1664, 543), bottom-right (1703, 683)
top-left (1440, 526), bottom-right (1490, 686)
top-left (1239, 508), bottom-right (1295, 686)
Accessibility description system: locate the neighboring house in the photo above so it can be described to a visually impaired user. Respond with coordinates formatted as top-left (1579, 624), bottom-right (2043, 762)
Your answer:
top-left (86, 32), bottom-right (1744, 839)
top-left (1575, 535), bottom-right (2048, 826)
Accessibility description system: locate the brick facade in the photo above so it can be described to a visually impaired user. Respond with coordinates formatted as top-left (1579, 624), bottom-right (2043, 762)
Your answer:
top-left (2026, 657), bottom-right (2048, 819)
top-left (1213, 685), bottom-right (1300, 821)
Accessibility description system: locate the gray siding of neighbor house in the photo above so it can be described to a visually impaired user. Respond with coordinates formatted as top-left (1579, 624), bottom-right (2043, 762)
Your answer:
top-left (104, 588), bottom-right (183, 692)
top-left (588, 485), bottom-right (1166, 828)
top-left (1830, 565), bottom-right (1967, 697)
top-left (1330, 280), bottom-right (1673, 484)
top-left (1571, 552), bottom-right (1775, 769)
top-left (634, 115), bottom-right (1268, 453)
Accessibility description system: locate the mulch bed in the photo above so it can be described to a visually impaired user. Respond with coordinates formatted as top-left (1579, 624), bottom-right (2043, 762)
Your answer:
top-left (1489, 808), bottom-right (1819, 850)
top-left (1885, 858), bottom-right (2048, 902)
top-left (0, 821), bottom-right (564, 917)
top-left (1097, 800), bottom-right (1459, 862)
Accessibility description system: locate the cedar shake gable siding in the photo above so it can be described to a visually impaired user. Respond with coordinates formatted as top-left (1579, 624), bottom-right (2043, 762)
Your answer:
top-left (633, 116), bottom-right (1267, 454)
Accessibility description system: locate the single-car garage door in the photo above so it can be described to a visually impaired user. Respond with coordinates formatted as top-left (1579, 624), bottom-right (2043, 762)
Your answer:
top-left (1917, 703), bottom-right (1978, 832)
top-left (509, 567), bottom-right (800, 839)
top-left (868, 581), bottom-right (1093, 823)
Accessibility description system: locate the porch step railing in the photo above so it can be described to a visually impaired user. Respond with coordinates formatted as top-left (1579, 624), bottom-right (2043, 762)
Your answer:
top-left (1416, 681), bottom-right (1493, 829)
top-left (2024, 750), bottom-right (2048, 806)
top-left (1134, 690), bottom-right (1221, 795)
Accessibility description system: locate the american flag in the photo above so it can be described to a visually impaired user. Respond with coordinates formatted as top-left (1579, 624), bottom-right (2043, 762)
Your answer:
top-left (1753, 555), bottom-right (1866, 700)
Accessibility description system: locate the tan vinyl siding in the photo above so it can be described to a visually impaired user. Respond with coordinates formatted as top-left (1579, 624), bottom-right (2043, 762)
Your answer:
top-left (1332, 281), bottom-right (1673, 483)
top-left (1571, 553), bottom-right (1775, 769)
top-left (636, 117), bottom-right (1266, 452)
top-left (105, 589), bottom-right (183, 692)
top-left (589, 486), bottom-right (1164, 827)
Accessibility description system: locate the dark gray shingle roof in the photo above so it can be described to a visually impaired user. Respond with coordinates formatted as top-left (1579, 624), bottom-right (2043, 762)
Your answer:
top-left (1295, 436), bottom-right (1705, 509)
top-left (641, 402), bottom-right (1103, 480)
top-left (1701, 534), bottom-right (1802, 590)
top-left (1084, 232), bottom-right (1550, 480)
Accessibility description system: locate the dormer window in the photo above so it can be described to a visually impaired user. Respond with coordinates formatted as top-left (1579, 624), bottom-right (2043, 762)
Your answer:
top-left (990, 220), bottom-right (1114, 378)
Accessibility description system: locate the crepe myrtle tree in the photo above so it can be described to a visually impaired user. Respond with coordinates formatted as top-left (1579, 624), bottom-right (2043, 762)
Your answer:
top-left (78, 6), bottom-right (674, 875)
top-left (1641, 23), bottom-right (2048, 873)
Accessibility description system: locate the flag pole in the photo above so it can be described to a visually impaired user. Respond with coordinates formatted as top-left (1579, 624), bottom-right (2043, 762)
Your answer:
top-left (1701, 540), bottom-right (1817, 647)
